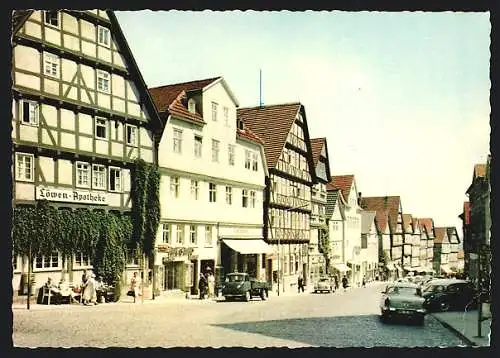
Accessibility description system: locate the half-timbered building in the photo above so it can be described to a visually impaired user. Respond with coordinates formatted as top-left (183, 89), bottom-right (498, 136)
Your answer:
top-left (237, 103), bottom-right (316, 293)
top-left (11, 10), bottom-right (161, 292)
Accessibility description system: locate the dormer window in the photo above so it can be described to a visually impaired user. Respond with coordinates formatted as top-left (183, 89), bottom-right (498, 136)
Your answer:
top-left (44, 11), bottom-right (59, 28)
top-left (188, 98), bottom-right (196, 114)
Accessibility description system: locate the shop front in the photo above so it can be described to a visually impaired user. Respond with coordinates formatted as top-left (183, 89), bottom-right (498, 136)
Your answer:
top-left (155, 245), bottom-right (194, 293)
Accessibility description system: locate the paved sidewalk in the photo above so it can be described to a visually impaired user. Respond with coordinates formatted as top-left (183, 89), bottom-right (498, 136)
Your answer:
top-left (432, 310), bottom-right (491, 347)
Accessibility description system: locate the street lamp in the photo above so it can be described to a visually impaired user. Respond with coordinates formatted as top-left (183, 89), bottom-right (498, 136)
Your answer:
top-left (268, 202), bottom-right (311, 296)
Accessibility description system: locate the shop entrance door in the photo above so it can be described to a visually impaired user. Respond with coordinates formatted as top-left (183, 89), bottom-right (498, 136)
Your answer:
top-left (163, 262), bottom-right (177, 290)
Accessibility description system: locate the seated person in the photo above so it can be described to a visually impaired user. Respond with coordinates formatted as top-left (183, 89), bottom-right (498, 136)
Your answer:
top-left (44, 277), bottom-right (61, 304)
top-left (58, 278), bottom-right (72, 302)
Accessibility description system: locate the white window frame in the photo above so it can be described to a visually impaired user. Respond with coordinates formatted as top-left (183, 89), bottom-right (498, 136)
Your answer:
top-left (108, 167), bottom-right (122, 192)
top-left (126, 124), bottom-right (138, 146)
top-left (95, 117), bottom-right (108, 140)
top-left (211, 102), bottom-right (218, 121)
top-left (44, 52), bottom-right (60, 78)
top-left (194, 135), bottom-right (202, 158)
top-left (209, 183), bottom-right (217, 202)
top-left (245, 150), bottom-right (251, 169)
top-left (74, 252), bottom-right (92, 267)
top-left (170, 176), bottom-right (180, 198)
top-left (191, 180), bottom-right (199, 200)
top-left (97, 69), bottom-right (110, 93)
top-left (76, 161), bottom-right (90, 188)
top-left (211, 139), bottom-right (220, 162)
top-left (205, 225), bottom-right (212, 246)
top-left (173, 128), bottom-right (183, 154)
top-left (92, 164), bottom-right (106, 190)
top-left (162, 224), bottom-right (171, 244)
top-left (44, 10), bottom-right (60, 28)
top-left (176, 225), bottom-right (184, 244)
top-left (188, 98), bottom-right (196, 113)
top-left (98, 25), bottom-right (111, 47)
top-left (228, 144), bottom-right (235, 166)
top-left (250, 190), bottom-right (256, 208)
top-left (252, 152), bottom-right (259, 171)
top-left (242, 189), bottom-right (249, 208)
top-left (190, 225), bottom-right (197, 245)
top-left (34, 252), bottom-right (60, 270)
top-left (223, 106), bottom-right (229, 126)
top-left (226, 186), bottom-right (232, 205)
top-left (20, 100), bottom-right (39, 126)
top-left (15, 153), bottom-right (34, 182)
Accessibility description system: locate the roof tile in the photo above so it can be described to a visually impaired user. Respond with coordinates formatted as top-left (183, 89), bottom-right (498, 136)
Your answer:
top-left (328, 175), bottom-right (354, 201)
top-left (360, 196), bottom-right (401, 232)
top-left (310, 138), bottom-right (326, 166)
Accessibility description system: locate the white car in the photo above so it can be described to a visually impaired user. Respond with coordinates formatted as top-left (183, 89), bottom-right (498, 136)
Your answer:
top-left (314, 277), bottom-right (333, 293)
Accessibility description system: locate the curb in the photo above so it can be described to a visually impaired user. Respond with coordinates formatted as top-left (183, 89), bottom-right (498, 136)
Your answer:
top-left (431, 314), bottom-right (477, 347)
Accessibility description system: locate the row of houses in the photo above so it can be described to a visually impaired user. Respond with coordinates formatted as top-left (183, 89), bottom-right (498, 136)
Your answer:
top-left (10, 10), bottom-right (464, 297)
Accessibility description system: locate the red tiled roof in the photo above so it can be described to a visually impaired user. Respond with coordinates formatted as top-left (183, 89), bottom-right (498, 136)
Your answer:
top-left (310, 138), bottom-right (326, 166)
top-left (434, 227), bottom-right (447, 244)
top-left (328, 175), bottom-right (355, 201)
top-left (474, 163), bottom-right (486, 178)
top-left (359, 197), bottom-right (390, 233)
top-left (360, 196), bottom-right (401, 232)
top-left (236, 127), bottom-right (265, 146)
top-left (402, 214), bottom-right (413, 233)
top-left (237, 103), bottom-right (301, 169)
top-left (148, 77), bottom-right (221, 122)
top-left (419, 218), bottom-right (434, 237)
top-left (463, 202), bottom-right (470, 225)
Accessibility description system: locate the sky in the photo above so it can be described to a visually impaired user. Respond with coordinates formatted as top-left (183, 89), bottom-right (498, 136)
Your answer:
top-left (116, 10), bottom-right (491, 236)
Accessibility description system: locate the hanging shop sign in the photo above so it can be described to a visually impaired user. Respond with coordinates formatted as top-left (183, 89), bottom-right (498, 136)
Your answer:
top-left (35, 186), bottom-right (108, 205)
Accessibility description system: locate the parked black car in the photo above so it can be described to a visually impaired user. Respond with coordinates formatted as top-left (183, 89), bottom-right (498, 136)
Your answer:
top-left (422, 279), bottom-right (477, 312)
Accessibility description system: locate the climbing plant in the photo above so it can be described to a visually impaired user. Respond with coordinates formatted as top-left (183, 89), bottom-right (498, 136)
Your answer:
top-left (144, 163), bottom-right (161, 255)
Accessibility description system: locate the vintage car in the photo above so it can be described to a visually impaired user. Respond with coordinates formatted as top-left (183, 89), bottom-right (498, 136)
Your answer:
top-left (422, 279), bottom-right (477, 312)
top-left (380, 282), bottom-right (427, 325)
top-left (314, 277), bottom-right (333, 293)
top-left (221, 272), bottom-right (270, 302)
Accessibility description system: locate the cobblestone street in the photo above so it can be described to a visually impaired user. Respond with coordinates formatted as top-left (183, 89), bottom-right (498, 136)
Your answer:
top-left (12, 282), bottom-right (468, 348)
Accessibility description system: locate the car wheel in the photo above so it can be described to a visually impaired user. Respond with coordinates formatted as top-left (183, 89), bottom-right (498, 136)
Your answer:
top-left (314, 290), bottom-right (318, 293)
top-left (244, 291), bottom-right (251, 302)
top-left (439, 302), bottom-right (450, 312)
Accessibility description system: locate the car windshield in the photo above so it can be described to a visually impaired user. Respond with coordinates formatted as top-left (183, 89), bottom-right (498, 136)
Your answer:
top-left (386, 286), bottom-right (419, 296)
top-left (226, 274), bottom-right (246, 283)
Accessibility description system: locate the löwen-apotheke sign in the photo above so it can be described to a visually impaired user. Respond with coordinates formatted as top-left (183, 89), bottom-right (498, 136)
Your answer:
top-left (35, 186), bottom-right (108, 205)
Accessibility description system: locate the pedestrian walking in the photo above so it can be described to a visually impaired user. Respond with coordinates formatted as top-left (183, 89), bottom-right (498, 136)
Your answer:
top-left (333, 275), bottom-right (339, 291)
top-left (342, 275), bottom-right (348, 292)
top-left (82, 272), bottom-right (97, 305)
top-left (207, 272), bottom-right (215, 298)
top-left (297, 275), bottom-right (304, 293)
top-left (362, 276), bottom-right (366, 288)
top-left (129, 272), bottom-right (141, 303)
top-left (198, 273), bottom-right (207, 300)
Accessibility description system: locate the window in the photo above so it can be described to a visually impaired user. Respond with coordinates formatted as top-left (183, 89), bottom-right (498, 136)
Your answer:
top-left (126, 125), bottom-right (137, 146)
top-left (98, 26), bottom-right (110, 47)
top-left (74, 252), bottom-right (91, 267)
top-left (15, 153), bottom-right (34, 182)
top-left (176, 225), bottom-right (184, 244)
top-left (76, 162), bottom-right (90, 187)
top-left (226, 186), bottom-right (232, 205)
top-left (188, 98), bottom-right (196, 113)
top-left (92, 164), bottom-right (106, 190)
top-left (211, 102), bottom-right (218, 121)
top-left (190, 180), bottom-right (199, 200)
top-left (209, 183), bottom-right (217, 202)
top-left (97, 70), bottom-right (110, 93)
top-left (223, 106), bottom-right (229, 125)
top-left (35, 252), bottom-right (59, 269)
top-left (194, 135), bottom-right (202, 157)
top-left (361, 234), bottom-right (368, 249)
top-left (170, 176), bottom-right (180, 198)
top-left (252, 152), bottom-right (259, 171)
top-left (20, 100), bottom-right (39, 125)
top-left (205, 226), bottom-right (212, 246)
top-left (162, 224), bottom-right (171, 244)
top-left (250, 190), bottom-right (256, 208)
top-left (95, 117), bottom-right (107, 139)
top-left (228, 144), bottom-right (235, 166)
top-left (173, 128), bottom-right (183, 154)
top-left (245, 150), bottom-right (251, 169)
top-left (242, 189), bottom-right (249, 208)
top-left (109, 167), bottom-right (121, 192)
top-left (44, 52), bottom-right (59, 78)
top-left (12, 255), bottom-right (18, 271)
top-left (44, 11), bottom-right (59, 27)
top-left (190, 225), bottom-right (197, 245)
top-left (211, 139), bottom-right (220, 162)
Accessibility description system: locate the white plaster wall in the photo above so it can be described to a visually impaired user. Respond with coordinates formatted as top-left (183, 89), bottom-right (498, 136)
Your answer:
top-left (24, 20), bottom-right (42, 38)
top-left (78, 114), bottom-right (93, 135)
top-left (39, 156), bottom-right (55, 183)
top-left (60, 108), bottom-right (75, 131)
top-left (15, 182), bottom-right (35, 201)
top-left (58, 159), bottom-right (73, 185)
top-left (60, 132), bottom-right (76, 149)
top-left (14, 72), bottom-right (40, 90)
top-left (80, 20), bottom-right (95, 41)
top-left (62, 12), bottom-right (78, 34)
top-left (14, 45), bottom-right (40, 73)
top-left (41, 104), bottom-right (58, 127)
top-left (61, 58), bottom-right (77, 83)
top-left (44, 27), bottom-right (61, 47)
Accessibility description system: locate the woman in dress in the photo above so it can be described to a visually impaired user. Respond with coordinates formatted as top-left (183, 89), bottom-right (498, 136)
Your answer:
top-left (130, 272), bottom-right (141, 303)
top-left (82, 272), bottom-right (97, 305)
top-left (207, 272), bottom-right (215, 298)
